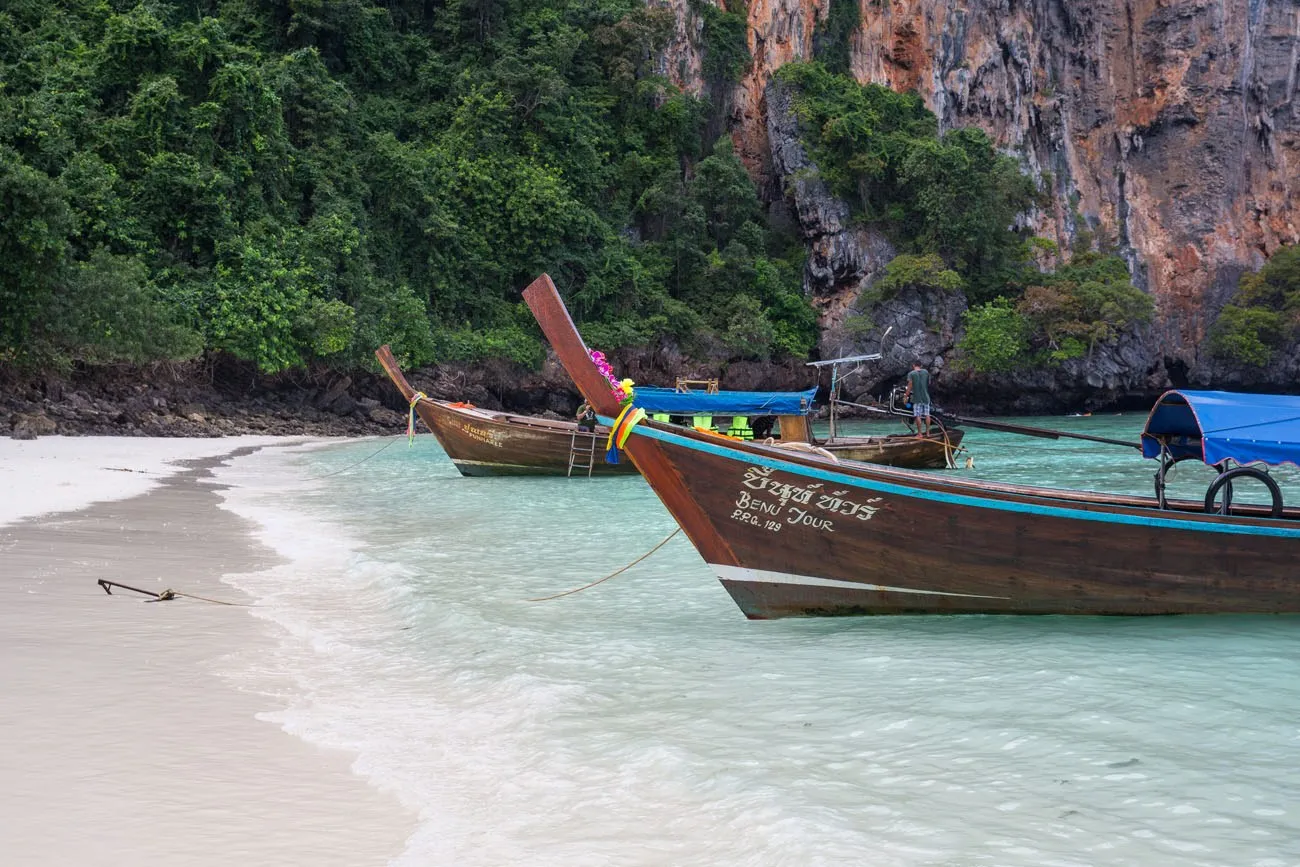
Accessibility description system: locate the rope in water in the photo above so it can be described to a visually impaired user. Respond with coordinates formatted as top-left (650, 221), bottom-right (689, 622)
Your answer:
top-left (298, 434), bottom-right (404, 481)
top-left (527, 528), bottom-right (682, 602)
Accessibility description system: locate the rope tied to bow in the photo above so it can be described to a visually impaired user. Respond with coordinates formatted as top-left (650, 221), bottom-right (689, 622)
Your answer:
top-left (407, 391), bottom-right (428, 446)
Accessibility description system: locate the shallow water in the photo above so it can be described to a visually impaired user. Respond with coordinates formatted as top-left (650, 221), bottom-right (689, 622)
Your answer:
top-left (215, 418), bottom-right (1300, 866)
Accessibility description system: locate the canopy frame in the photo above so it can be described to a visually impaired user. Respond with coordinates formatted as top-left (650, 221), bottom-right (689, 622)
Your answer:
top-left (1140, 389), bottom-right (1300, 516)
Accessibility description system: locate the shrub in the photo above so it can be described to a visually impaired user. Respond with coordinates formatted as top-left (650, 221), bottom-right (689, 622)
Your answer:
top-left (1208, 306), bottom-right (1287, 367)
top-left (957, 299), bottom-right (1030, 373)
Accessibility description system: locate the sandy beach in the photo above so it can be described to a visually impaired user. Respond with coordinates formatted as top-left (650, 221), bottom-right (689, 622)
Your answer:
top-left (0, 437), bottom-right (413, 866)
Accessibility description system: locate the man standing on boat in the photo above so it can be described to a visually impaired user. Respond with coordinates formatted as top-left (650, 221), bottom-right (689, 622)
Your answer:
top-left (576, 401), bottom-right (597, 433)
top-left (903, 361), bottom-right (931, 440)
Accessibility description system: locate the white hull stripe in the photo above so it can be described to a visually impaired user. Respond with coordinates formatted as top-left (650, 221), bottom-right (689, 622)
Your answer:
top-left (709, 564), bottom-right (1011, 599)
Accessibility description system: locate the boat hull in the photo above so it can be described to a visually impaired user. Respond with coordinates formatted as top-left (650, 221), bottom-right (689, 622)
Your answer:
top-left (418, 400), bottom-right (640, 477)
top-left (821, 430), bottom-right (965, 469)
top-left (632, 423), bottom-right (1300, 618)
top-left (373, 345), bottom-right (638, 477)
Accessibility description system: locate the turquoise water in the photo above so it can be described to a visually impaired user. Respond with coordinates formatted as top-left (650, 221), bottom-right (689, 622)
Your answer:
top-left (215, 418), bottom-right (1300, 866)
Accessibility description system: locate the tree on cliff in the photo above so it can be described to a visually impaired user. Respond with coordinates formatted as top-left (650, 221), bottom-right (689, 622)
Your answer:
top-left (959, 253), bottom-right (1152, 372)
top-left (1208, 245), bottom-right (1300, 367)
top-left (774, 61), bottom-right (1037, 302)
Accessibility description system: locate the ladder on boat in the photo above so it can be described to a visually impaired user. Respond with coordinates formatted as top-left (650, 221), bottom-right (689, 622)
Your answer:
top-left (567, 430), bottom-right (599, 477)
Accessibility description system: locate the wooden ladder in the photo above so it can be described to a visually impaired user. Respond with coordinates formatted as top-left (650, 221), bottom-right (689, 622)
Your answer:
top-left (567, 430), bottom-right (599, 477)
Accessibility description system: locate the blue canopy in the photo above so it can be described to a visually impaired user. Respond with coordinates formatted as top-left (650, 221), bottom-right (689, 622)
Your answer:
top-left (632, 386), bottom-right (818, 416)
top-left (1141, 389), bottom-right (1300, 467)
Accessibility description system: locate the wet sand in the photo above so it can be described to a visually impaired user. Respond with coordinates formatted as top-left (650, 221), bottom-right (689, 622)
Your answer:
top-left (0, 439), bottom-right (413, 866)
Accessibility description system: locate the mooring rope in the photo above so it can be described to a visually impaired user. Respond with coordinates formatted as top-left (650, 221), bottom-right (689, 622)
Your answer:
top-left (297, 434), bottom-right (404, 481)
top-left (527, 528), bottom-right (682, 602)
top-left (97, 578), bottom-right (249, 606)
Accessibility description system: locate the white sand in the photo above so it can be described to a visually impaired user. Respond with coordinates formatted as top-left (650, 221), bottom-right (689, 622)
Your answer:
top-left (0, 438), bottom-right (413, 866)
top-left (0, 435), bottom-right (286, 526)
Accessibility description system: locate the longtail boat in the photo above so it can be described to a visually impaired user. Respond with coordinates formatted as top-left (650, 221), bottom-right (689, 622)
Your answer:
top-left (376, 345), bottom-right (638, 477)
top-left (819, 428), bottom-right (963, 468)
top-left (522, 273), bottom-right (1300, 618)
top-left (377, 347), bottom-right (959, 478)
top-left (809, 353), bottom-right (966, 468)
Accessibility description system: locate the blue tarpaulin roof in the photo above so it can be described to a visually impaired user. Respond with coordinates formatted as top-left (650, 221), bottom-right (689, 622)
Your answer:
top-left (632, 386), bottom-right (818, 416)
top-left (1141, 390), bottom-right (1300, 467)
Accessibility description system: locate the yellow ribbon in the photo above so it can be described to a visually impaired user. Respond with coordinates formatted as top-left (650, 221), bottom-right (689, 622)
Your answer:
top-left (606, 405), bottom-right (646, 456)
top-left (407, 392), bottom-right (427, 446)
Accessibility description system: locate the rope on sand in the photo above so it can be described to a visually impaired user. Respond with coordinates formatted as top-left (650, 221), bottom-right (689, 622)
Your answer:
top-left (527, 528), bottom-right (682, 602)
top-left (97, 579), bottom-right (249, 607)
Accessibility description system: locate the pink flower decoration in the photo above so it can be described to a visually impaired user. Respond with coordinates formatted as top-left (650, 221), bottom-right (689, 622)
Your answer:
top-left (589, 348), bottom-right (631, 402)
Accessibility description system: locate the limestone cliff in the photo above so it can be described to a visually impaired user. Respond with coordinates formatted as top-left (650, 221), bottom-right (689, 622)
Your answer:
top-left (664, 0), bottom-right (1300, 387)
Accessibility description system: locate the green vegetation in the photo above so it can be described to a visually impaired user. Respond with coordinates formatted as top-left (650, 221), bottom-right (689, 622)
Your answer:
top-left (874, 253), bottom-right (963, 299)
top-left (957, 253), bottom-right (1153, 372)
top-left (3, 6), bottom-right (1163, 381)
top-left (1209, 245), bottom-right (1300, 366)
top-left (694, 0), bottom-right (751, 85)
top-left (776, 61), bottom-right (1038, 303)
top-left (1, 0), bottom-right (800, 372)
top-left (956, 298), bottom-right (1027, 374)
top-left (777, 61), bottom-right (1152, 374)
top-left (812, 0), bottom-right (860, 76)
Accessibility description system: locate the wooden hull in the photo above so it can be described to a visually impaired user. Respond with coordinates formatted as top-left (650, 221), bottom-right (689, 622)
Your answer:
top-left (373, 345), bottom-right (637, 477)
top-left (628, 424), bottom-right (1300, 617)
top-left (418, 400), bottom-right (639, 477)
top-left (520, 273), bottom-right (1300, 618)
top-left (821, 430), bottom-right (965, 469)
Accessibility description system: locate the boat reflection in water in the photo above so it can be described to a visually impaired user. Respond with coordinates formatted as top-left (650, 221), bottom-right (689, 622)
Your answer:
top-left (523, 272), bottom-right (1300, 618)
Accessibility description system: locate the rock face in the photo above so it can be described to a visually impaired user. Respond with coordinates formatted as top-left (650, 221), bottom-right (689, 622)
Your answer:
top-left (847, 0), bottom-right (1299, 372)
top-left (674, 0), bottom-right (1300, 385)
top-left (765, 79), bottom-right (897, 312)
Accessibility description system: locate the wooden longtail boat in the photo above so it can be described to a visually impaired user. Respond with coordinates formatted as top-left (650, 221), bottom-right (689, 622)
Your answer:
top-left (523, 273), bottom-right (1300, 618)
top-left (376, 346), bottom-right (638, 477)
top-left (378, 346), bottom-right (958, 477)
top-left (809, 353), bottom-right (965, 468)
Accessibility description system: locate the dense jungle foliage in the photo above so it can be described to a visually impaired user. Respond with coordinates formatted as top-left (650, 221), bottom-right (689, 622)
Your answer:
top-left (1, 0), bottom-right (815, 372)
top-left (2, 0), bottom-right (1153, 378)
top-left (1208, 245), bottom-right (1300, 367)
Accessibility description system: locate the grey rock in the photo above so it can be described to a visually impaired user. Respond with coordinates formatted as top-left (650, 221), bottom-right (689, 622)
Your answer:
top-left (317, 376), bottom-right (353, 409)
top-left (329, 394), bottom-right (358, 416)
top-left (368, 407), bottom-right (404, 426)
top-left (765, 80), bottom-right (896, 301)
top-left (12, 412), bottom-right (57, 439)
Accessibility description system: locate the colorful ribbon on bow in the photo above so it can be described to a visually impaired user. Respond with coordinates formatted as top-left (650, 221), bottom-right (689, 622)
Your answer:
top-left (407, 392), bottom-right (427, 446)
top-left (605, 405), bottom-right (646, 464)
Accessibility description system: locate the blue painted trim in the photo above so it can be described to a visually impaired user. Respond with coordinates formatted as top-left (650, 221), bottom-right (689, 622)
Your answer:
top-left (603, 416), bottom-right (1300, 539)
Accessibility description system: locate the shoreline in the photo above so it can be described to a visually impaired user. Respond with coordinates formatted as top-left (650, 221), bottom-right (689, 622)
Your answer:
top-left (0, 439), bottom-right (414, 866)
